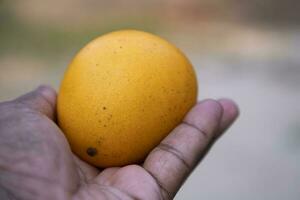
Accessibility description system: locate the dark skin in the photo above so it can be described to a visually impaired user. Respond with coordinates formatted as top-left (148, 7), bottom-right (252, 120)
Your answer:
top-left (0, 86), bottom-right (239, 200)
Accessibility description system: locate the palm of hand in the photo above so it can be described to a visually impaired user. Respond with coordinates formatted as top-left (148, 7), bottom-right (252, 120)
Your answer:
top-left (0, 86), bottom-right (238, 200)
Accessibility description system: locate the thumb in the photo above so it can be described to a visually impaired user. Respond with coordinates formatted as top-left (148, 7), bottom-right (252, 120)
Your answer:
top-left (14, 85), bottom-right (57, 120)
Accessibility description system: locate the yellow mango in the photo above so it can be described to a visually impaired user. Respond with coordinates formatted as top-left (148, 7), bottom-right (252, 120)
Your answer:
top-left (57, 30), bottom-right (197, 167)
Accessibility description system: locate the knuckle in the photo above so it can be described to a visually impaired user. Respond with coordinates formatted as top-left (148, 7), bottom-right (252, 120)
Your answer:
top-left (156, 143), bottom-right (191, 170)
top-left (181, 121), bottom-right (209, 139)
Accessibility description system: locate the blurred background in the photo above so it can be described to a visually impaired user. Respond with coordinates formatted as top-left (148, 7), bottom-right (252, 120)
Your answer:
top-left (1, 0), bottom-right (300, 199)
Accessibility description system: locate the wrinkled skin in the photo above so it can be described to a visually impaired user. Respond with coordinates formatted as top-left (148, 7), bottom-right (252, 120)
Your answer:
top-left (0, 86), bottom-right (238, 200)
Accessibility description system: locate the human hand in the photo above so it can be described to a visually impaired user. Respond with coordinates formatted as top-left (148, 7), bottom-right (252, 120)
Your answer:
top-left (0, 86), bottom-right (238, 200)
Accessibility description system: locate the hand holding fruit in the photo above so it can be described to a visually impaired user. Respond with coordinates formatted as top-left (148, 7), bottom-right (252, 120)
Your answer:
top-left (0, 86), bottom-right (238, 199)
top-left (0, 30), bottom-right (239, 200)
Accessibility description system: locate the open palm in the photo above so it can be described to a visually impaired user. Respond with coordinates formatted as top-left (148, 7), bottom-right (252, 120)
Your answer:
top-left (0, 86), bottom-right (238, 200)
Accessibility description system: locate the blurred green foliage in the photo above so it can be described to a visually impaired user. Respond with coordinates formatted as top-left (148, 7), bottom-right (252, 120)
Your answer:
top-left (0, 2), bottom-right (160, 60)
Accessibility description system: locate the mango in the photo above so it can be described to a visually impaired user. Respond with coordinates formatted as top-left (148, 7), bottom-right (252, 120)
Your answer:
top-left (57, 30), bottom-right (197, 167)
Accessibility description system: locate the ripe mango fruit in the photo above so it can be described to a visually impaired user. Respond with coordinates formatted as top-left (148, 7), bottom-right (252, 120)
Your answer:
top-left (57, 30), bottom-right (197, 167)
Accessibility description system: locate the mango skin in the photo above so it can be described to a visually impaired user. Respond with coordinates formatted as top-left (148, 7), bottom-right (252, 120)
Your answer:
top-left (57, 30), bottom-right (198, 167)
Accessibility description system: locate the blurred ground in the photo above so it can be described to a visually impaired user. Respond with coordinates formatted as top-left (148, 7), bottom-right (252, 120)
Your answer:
top-left (1, 0), bottom-right (300, 199)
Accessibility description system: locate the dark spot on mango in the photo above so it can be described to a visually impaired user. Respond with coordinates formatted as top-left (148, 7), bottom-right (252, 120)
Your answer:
top-left (103, 106), bottom-right (107, 110)
top-left (87, 147), bottom-right (97, 157)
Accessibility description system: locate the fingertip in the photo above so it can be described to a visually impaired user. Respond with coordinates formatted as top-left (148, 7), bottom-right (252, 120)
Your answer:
top-left (193, 99), bottom-right (224, 118)
top-left (36, 85), bottom-right (57, 108)
top-left (216, 98), bottom-right (239, 136)
top-left (218, 98), bottom-right (239, 120)
top-left (184, 99), bottom-right (224, 137)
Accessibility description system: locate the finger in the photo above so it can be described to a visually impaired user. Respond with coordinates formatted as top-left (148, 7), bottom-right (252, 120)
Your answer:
top-left (94, 167), bottom-right (120, 184)
top-left (216, 98), bottom-right (239, 137)
top-left (73, 154), bottom-right (100, 182)
top-left (181, 99), bottom-right (240, 179)
top-left (143, 99), bottom-right (224, 199)
top-left (14, 85), bottom-right (57, 120)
